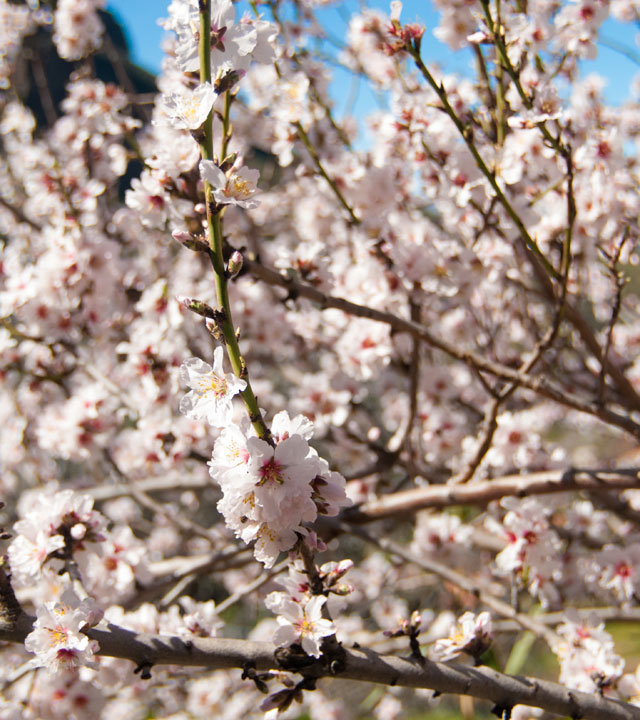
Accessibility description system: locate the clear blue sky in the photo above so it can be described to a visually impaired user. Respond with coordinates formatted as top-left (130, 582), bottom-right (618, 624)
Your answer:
top-left (106, 0), bottom-right (640, 112)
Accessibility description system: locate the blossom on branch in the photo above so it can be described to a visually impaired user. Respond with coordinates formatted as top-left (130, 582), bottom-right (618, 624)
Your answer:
top-left (179, 347), bottom-right (247, 426)
top-left (156, 82), bottom-right (217, 130)
top-left (209, 412), bottom-right (350, 566)
top-left (200, 160), bottom-right (261, 209)
top-left (265, 593), bottom-right (335, 658)
top-left (24, 582), bottom-right (101, 672)
top-left (163, 0), bottom-right (276, 77)
top-left (429, 611), bottom-right (493, 662)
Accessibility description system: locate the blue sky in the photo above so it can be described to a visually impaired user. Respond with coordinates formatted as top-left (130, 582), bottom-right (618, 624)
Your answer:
top-left (106, 0), bottom-right (640, 114)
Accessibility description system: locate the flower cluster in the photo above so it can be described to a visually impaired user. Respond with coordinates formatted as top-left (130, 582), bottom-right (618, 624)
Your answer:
top-left (264, 560), bottom-right (353, 657)
top-left (8, 489), bottom-right (106, 584)
top-left (551, 614), bottom-right (624, 694)
top-left (207, 411), bottom-right (350, 566)
top-left (24, 581), bottom-right (102, 672)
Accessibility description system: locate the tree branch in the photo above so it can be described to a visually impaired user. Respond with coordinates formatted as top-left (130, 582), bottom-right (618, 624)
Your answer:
top-left (347, 467), bottom-right (640, 521)
top-left (0, 615), bottom-right (638, 719)
top-left (245, 259), bottom-right (640, 440)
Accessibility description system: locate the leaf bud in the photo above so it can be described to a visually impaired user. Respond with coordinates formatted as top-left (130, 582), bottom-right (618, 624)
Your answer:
top-left (214, 69), bottom-right (245, 94)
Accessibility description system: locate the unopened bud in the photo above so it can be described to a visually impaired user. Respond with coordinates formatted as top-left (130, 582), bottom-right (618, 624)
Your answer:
top-left (331, 583), bottom-right (354, 596)
top-left (177, 295), bottom-right (215, 318)
top-left (70, 523), bottom-right (87, 540)
top-left (171, 229), bottom-right (210, 253)
top-left (227, 250), bottom-right (243, 278)
top-left (324, 559), bottom-right (354, 586)
top-left (467, 30), bottom-right (491, 44)
top-left (219, 153), bottom-right (238, 173)
top-left (214, 69), bottom-right (245, 94)
top-left (205, 316), bottom-right (226, 342)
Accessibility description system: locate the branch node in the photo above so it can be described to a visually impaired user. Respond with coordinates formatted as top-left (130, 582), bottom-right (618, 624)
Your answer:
top-left (490, 704), bottom-right (513, 720)
top-left (133, 660), bottom-right (154, 680)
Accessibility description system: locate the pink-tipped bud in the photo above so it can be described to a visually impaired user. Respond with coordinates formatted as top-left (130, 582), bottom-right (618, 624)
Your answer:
top-left (205, 316), bottom-right (224, 341)
top-left (171, 229), bottom-right (210, 253)
top-left (176, 295), bottom-right (215, 318)
top-left (227, 250), bottom-right (243, 278)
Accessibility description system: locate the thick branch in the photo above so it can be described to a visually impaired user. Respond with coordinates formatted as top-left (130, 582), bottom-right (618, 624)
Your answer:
top-left (0, 617), bottom-right (638, 719)
top-left (347, 467), bottom-right (640, 522)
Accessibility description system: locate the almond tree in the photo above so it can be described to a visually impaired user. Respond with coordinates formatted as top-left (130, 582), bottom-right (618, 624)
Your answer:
top-left (1, 1), bottom-right (640, 718)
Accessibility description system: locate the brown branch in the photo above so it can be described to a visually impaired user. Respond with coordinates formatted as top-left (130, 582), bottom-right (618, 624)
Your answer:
top-left (0, 615), bottom-right (638, 719)
top-left (245, 259), bottom-right (640, 440)
top-left (453, 320), bottom-right (560, 484)
top-left (346, 467), bottom-right (640, 522)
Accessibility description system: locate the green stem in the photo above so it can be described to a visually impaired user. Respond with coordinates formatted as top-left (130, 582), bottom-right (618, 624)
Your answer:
top-left (479, 0), bottom-right (567, 157)
top-left (197, 0), bottom-right (270, 441)
top-left (494, 0), bottom-right (506, 146)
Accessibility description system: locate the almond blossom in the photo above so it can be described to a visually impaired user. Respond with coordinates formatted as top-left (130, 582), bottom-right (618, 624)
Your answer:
top-left (210, 413), bottom-right (350, 566)
top-left (551, 613), bottom-right (625, 694)
top-left (429, 611), bottom-right (493, 662)
top-left (199, 159), bottom-right (261, 209)
top-left (179, 347), bottom-right (247, 426)
top-left (24, 583), bottom-right (101, 672)
top-left (163, 0), bottom-right (275, 77)
top-left (156, 82), bottom-right (217, 130)
top-left (265, 593), bottom-right (335, 658)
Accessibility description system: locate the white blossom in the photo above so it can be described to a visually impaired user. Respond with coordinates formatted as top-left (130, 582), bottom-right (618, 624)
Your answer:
top-left (180, 347), bottom-right (247, 426)
top-left (24, 583), bottom-right (101, 672)
top-left (156, 83), bottom-right (217, 130)
top-left (429, 611), bottom-right (493, 662)
top-left (200, 160), bottom-right (261, 209)
top-left (266, 594), bottom-right (335, 657)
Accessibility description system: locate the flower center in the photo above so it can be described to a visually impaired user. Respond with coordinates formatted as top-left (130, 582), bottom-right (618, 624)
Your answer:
top-left (228, 176), bottom-right (252, 198)
top-left (257, 457), bottom-right (284, 485)
top-left (299, 618), bottom-right (314, 635)
top-left (197, 372), bottom-right (227, 398)
top-left (182, 97), bottom-right (200, 123)
top-left (47, 626), bottom-right (69, 646)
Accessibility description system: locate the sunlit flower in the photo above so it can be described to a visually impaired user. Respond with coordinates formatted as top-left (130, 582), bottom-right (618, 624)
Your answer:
top-left (156, 83), bottom-right (216, 130)
top-left (267, 594), bottom-right (335, 657)
top-left (200, 160), bottom-right (261, 209)
top-left (180, 347), bottom-right (247, 426)
top-left (24, 584), bottom-right (101, 672)
top-left (430, 611), bottom-right (493, 662)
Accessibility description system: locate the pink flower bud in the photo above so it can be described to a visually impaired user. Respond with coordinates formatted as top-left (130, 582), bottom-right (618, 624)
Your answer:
top-left (227, 250), bottom-right (243, 278)
top-left (70, 523), bottom-right (87, 540)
